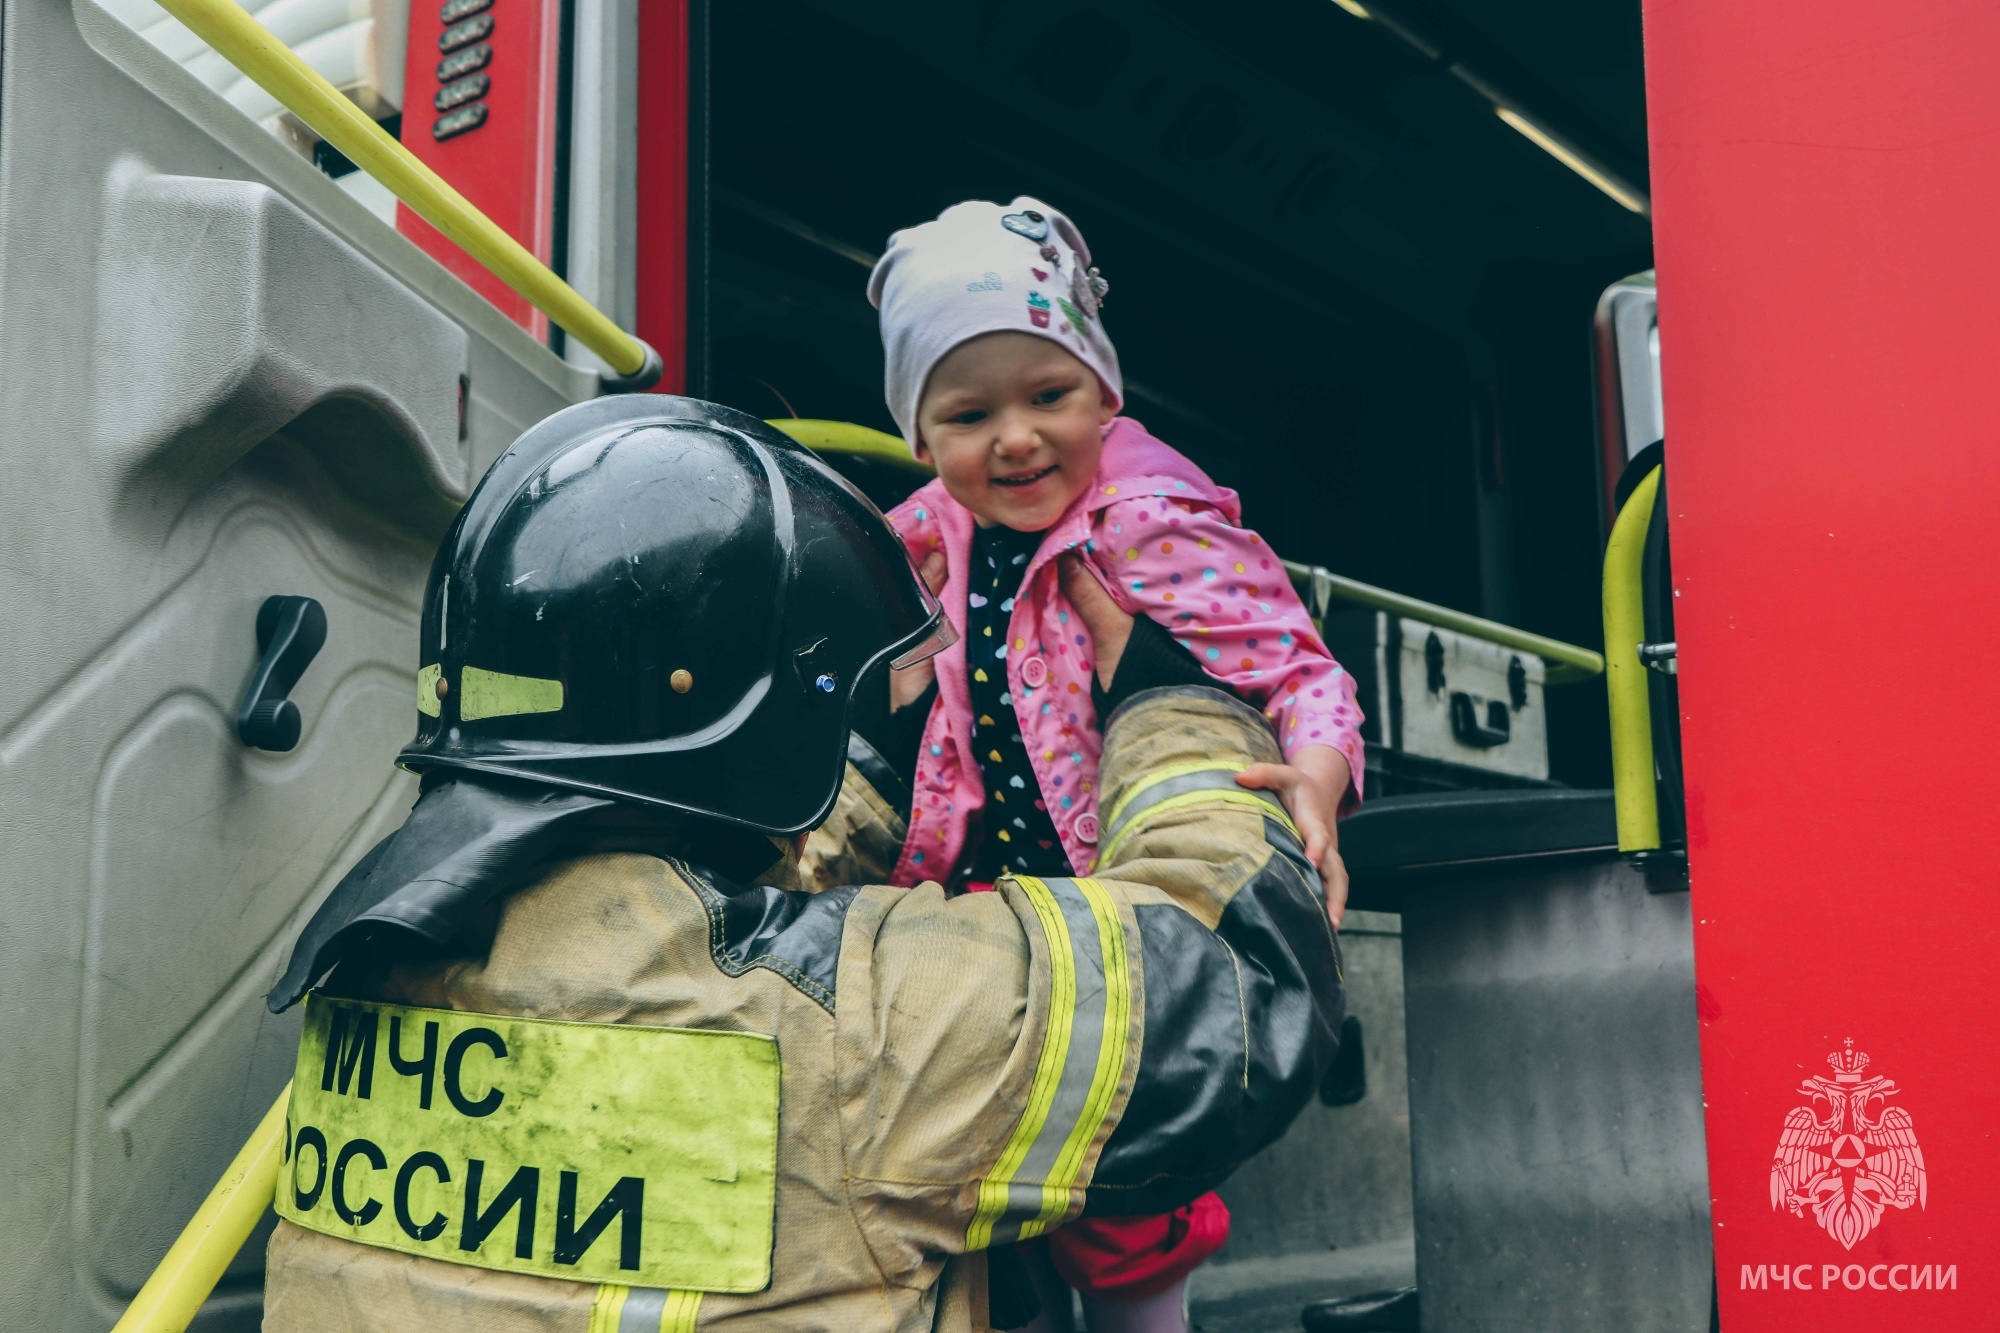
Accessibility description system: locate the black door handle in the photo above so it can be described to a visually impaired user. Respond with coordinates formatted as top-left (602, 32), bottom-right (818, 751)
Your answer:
top-left (238, 596), bottom-right (327, 751)
top-left (1449, 692), bottom-right (1511, 748)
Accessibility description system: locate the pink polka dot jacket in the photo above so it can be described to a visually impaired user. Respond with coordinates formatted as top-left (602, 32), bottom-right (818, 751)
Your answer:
top-left (885, 416), bottom-right (1365, 887)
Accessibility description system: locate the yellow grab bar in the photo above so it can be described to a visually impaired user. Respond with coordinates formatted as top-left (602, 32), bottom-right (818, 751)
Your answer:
top-left (766, 419), bottom-right (931, 473)
top-left (113, 1082), bottom-right (291, 1333)
top-left (1603, 465), bottom-right (1663, 852)
top-left (772, 417), bottom-right (1604, 683)
top-left (1286, 561), bottom-right (1606, 685)
top-left (153, 0), bottom-right (658, 385)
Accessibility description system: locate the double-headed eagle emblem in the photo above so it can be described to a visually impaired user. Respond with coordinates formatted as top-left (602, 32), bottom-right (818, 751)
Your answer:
top-left (1769, 1040), bottom-right (1926, 1249)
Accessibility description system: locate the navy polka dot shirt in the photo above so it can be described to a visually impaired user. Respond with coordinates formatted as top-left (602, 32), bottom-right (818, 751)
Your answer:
top-left (965, 523), bottom-right (1072, 882)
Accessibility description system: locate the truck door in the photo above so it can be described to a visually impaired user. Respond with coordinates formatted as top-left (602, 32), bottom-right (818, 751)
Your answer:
top-left (1647, 0), bottom-right (2000, 1323)
top-left (0, 2), bottom-right (600, 1327)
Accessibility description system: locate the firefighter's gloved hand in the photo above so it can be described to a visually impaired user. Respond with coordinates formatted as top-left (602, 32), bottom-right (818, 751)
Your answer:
top-left (1237, 745), bottom-right (1352, 929)
top-left (890, 550), bottom-right (950, 712)
top-left (1060, 547), bottom-right (1350, 923)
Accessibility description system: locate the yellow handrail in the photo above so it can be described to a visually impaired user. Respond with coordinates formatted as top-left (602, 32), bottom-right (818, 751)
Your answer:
top-left (766, 419), bottom-right (931, 473)
top-left (775, 418), bottom-right (1605, 684)
top-left (153, 0), bottom-right (657, 384)
top-left (1284, 561), bottom-right (1606, 685)
top-left (1603, 466), bottom-right (1662, 852)
top-left (112, 1083), bottom-right (291, 1333)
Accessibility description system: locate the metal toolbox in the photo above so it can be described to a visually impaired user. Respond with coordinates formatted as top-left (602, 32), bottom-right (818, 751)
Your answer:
top-left (1323, 610), bottom-right (1550, 786)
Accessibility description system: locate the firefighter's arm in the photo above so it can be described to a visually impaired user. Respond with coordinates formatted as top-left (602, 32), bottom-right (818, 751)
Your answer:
top-left (831, 685), bottom-right (1344, 1281)
top-left (1078, 685), bottom-right (1345, 1216)
top-left (795, 743), bottom-right (910, 891)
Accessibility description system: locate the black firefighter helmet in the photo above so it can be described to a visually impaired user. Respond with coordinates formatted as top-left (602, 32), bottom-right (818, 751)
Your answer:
top-left (399, 395), bottom-right (952, 835)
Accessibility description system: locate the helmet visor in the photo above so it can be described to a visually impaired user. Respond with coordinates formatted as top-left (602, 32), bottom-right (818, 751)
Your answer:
top-left (890, 601), bottom-right (957, 669)
top-left (776, 440), bottom-right (956, 679)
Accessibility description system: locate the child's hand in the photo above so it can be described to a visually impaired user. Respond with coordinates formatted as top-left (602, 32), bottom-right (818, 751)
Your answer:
top-left (891, 551), bottom-right (949, 712)
top-left (1236, 745), bottom-right (1352, 929)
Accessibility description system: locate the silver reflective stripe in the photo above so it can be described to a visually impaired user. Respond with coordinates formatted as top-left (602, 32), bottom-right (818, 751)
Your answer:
top-left (1101, 769), bottom-right (1287, 851)
top-left (989, 876), bottom-right (1110, 1246)
top-left (620, 1288), bottom-right (668, 1333)
top-left (964, 876), bottom-right (1132, 1252)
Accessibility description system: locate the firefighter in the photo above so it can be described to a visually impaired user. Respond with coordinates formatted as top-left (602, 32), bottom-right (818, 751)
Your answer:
top-left (258, 396), bottom-right (1344, 1332)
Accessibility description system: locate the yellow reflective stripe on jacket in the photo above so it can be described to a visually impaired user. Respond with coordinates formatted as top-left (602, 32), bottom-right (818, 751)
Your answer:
top-left (590, 1285), bottom-right (702, 1333)
top-left (1096, 784), bottom-right (1297, 870)
top-left (966, 876), bottom-right (1133, 1249)
top-left (277, 995), bottom-right (778, 1293)
top-left (1097, 759), bottom-right (1246, 836)
top-left (1031, 877), bottom-right (1130, 1235)
top-left (966, 877), bottom-right (1076, 1251)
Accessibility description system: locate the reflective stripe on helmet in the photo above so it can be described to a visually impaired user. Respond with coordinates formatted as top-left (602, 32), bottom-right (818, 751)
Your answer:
top-left (965, 875), bottom-right (1132, 1250)
top-left (416, 663), bottom-right (444, 718)
top-left (457, 665), bottom-right (565, 720)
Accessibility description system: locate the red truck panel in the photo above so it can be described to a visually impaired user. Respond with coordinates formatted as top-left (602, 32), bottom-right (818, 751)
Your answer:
top-left (397, 0), bottom-right (561, 339)
top-left (636, 0), bottom-right (689, 394)
top-left (1644, 0), bottom-right (2000, 1322)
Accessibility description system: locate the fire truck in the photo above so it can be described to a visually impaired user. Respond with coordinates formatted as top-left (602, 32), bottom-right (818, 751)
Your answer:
top-left (0, 0), bottom-right (1981, 1329)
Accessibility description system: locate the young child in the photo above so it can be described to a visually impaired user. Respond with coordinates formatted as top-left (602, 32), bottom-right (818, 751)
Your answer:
top-left (868, 197), bottom-right (1364, 1331)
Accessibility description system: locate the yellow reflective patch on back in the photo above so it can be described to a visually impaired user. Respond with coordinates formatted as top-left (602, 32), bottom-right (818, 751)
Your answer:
top-left (458, 665), bottom-right (565, 720)
top-left (417, 664), bottom-right (443, 718)
top-left (276, 995), bottom-right (777, 1293)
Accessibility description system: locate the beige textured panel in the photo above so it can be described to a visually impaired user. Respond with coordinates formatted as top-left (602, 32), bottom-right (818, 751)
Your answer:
top-left (0, 7), bottom-right (591, 1324)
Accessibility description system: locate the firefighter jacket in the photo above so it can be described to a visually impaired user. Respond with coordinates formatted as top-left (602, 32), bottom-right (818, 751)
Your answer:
top-left (261, 685), bottom-right (1345, 1332)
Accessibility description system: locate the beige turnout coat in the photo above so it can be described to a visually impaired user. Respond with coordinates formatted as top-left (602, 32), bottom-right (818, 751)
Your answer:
top-left (263, 687), bottom-right (1344, 1332)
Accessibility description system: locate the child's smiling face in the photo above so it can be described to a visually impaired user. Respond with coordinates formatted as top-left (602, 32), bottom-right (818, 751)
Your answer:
top-left (914, 332), bottom-right (1114, 532)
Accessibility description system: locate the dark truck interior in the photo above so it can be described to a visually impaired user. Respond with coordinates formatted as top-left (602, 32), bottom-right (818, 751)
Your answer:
top-left (699, 0), bottom-right (1652, 789)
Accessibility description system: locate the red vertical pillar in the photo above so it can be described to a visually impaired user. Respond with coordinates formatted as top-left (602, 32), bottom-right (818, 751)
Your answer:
top-left (397, 0), bottom-right (564, 339)
top-left (1644, 0), bottom-right (2000, 1323)
top-left (635, 0), bottom-right (691, 394)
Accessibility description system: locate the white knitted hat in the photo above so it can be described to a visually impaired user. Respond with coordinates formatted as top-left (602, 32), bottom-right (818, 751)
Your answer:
top-left (868, 196), bottom-right (1122, 450)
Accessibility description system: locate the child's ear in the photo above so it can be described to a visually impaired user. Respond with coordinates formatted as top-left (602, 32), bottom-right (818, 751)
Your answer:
top-left (913, 437), bottom-right (935, 466)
